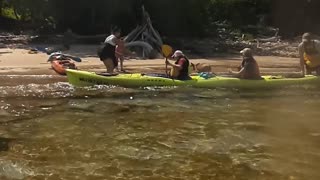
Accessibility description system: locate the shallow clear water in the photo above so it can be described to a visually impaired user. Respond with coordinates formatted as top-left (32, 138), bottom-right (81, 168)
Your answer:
top-left (1, 76), bottom-right (320, 180)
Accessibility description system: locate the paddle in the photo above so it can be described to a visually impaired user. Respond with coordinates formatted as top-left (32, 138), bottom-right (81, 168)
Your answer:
top-left (65, 55), bottom-right (82, 62)
top-left (161, 44), bottom-right (173, 76)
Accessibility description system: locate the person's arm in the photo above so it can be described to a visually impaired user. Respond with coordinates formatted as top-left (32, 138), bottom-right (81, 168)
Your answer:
top-left (165, 59), bottom-right (183, 70)
top-left (298, 43), bottom-right (305, 76)
top-left (229, 67), bottom-right (245, 78)
top-left (314, 40), bottom-right (320, 53)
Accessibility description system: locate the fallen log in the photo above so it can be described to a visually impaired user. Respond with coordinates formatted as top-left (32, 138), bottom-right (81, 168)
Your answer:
top-left (128, 24), bottom-right (147, 43)
top-left (142, 31), bottom-right (162, 48)
top-left (256, 36), bottom-right (280, 43)
top-left (267, 44), bottom-right (289, 51)
top-left (256, 36), bottom-right (281, 48)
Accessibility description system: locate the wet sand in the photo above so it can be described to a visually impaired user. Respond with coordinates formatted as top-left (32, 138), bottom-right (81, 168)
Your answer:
top-left (0, 44), bottom-right (301, 76)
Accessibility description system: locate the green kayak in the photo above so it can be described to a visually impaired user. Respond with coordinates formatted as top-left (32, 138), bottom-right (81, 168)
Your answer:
top-left (66, 69), bottom-right (320, 88)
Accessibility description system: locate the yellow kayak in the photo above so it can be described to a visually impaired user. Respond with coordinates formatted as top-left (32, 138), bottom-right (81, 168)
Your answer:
top-left (66, 69), bottom-right (320, 88)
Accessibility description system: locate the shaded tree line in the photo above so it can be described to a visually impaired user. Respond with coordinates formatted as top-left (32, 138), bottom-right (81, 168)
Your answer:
top-left (0, 0), bottom-right (319, 37)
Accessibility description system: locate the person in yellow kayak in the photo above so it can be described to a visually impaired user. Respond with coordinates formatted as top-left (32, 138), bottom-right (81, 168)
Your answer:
top-left (298, 32), bottom-right (320, 76)
top-left (229, 48), bottom-right (262, 79)
top-left (166, 50), bottom-right (191, 80)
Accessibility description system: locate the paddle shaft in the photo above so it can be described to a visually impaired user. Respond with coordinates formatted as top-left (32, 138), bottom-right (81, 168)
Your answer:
top-left (161, 44), bottom-right (173, 77)
top-left (165, 57), bottom-right (168, 76)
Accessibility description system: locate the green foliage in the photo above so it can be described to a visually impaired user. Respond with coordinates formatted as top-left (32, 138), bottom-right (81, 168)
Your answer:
top-left (0, 0), bottom-right (273, 36)
top-left (1, 8), bottom-right (17, 19)
top-left (208, 0), bottom-right (270, 26)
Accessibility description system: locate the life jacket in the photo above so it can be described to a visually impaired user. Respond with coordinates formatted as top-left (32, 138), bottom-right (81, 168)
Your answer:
top-left (303, 40), bottom-right (320, 67)
top-left (174, 56), bottom-right (190, 80)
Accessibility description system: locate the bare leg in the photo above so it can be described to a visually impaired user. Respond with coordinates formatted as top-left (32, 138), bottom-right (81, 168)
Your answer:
top-left (102, 59), bottom-right (115, 73)
top-left (115, 59), bottom-right (119, 72)
top-left (120, 57), bottom-right (124, 71)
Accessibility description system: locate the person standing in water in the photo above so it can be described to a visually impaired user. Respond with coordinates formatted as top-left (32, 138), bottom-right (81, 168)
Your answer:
top-left (298, 32), bottom-right (320, 76)
top-left (97, 27), bottom-right (121, 73)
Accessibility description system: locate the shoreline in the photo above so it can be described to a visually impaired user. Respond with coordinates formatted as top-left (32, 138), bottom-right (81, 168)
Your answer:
top-left (0, 44), bottom-right (301, 76)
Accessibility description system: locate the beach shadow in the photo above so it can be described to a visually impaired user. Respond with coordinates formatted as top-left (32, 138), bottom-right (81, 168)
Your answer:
top-left (0, 51), bottom-right (12, 55)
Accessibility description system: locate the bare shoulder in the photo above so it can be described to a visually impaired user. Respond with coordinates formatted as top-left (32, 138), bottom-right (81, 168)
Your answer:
top-left (298, 42), bottom-right (304, 52)
top-left (314, 39), bottom-right (320, 45)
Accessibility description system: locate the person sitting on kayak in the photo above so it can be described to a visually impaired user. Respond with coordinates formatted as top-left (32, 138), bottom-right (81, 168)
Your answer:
top-left (166, 50), bottom-right (191, 80)
top-left (298, 32), bottom-right (320, 76)
top-left (229, 48), bottom-right (262, 80)
top-left (97, 27), bottom-right (121, 73)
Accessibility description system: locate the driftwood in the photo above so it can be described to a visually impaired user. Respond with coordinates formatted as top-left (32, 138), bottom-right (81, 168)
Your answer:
top-left (141, 6), bottom-right (163, 45)
top-left (256, 36), bottom-right (281, 48)
top-left (125, 41), bottom-right (153, 57)
top-left (32, 6), bottom-right (164, 59)
top-left (257, 36), bottom-right (280, 43)
top-left (268, 44), bottom-right (289, 51)
top-left (143, 31), bottom-right (161, 47)
top-left (123, 5), bottom-right (164, 59)
top-left (124, 25), bottom-right (147, 42)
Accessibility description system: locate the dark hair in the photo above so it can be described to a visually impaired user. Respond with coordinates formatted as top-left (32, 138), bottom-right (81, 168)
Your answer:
top-left (111, 26), bottom-right (121, 34)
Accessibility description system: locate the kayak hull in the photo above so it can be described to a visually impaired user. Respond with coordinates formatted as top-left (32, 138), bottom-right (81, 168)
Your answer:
top-left (51, 60), bottom-right (77, 75)
top-left (66, 69), bottom-right (320, 88)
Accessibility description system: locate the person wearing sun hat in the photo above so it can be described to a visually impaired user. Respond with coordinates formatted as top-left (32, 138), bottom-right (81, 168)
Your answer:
top-left (229, 48), bottom-right (262, 79)
top-left (165, 50), bottom-right (191, 80)
top-left (298, 32), bottom-right (320, 75)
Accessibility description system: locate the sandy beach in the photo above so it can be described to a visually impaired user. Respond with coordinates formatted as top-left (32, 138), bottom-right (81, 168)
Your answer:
top-left (0, 44), bottom-right (301, 76)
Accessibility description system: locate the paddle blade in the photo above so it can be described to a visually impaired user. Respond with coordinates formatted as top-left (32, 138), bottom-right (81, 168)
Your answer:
top-left (70, 56), bottom-right (82, 62)
top-left (161, 44), bottom-right (173, 58)
top-left (65, 55), bottom-right (82, 62)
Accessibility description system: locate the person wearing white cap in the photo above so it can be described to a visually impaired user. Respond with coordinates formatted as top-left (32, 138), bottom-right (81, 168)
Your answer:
top-left (298, 32), bottom-right (320, 75)
top-left (165, 50), bottom-right (191, 80)
top-left (229, 48), bottom-right (261, 79)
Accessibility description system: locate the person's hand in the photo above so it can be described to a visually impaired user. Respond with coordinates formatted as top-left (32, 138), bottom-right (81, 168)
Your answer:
top-left (228, 68), bottom-right (233, 74)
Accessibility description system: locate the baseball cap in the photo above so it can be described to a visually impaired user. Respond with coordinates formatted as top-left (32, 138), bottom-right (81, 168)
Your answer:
top-left (171, 50), bottom-right (184, 58)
